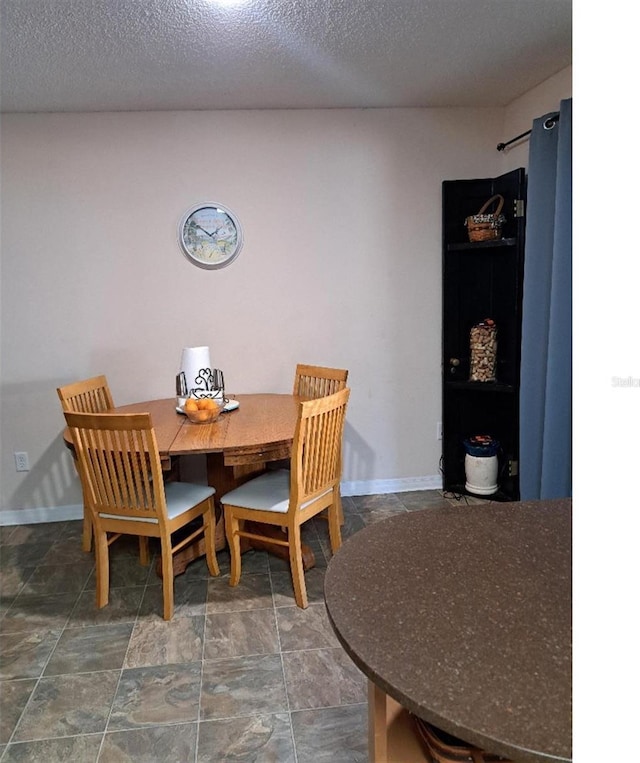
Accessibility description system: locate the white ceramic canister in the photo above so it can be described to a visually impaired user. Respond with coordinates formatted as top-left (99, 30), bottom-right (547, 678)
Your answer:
top-left (463, 436), bottom-right (500, 496)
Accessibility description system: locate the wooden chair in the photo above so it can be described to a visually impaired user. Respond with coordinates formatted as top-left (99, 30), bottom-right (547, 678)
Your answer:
top-left (293, 363), bottom-right (349, 398)
top-left (293, 364), bottom-right (349, 525)
top-left (64, 411), bottom-right (220, 620)
top-left (221, 387), bottom-right (350, 609)
top-left (57, 375), bottom-right (116, 552)
top-left (57, 374), bottom-right (115, 414)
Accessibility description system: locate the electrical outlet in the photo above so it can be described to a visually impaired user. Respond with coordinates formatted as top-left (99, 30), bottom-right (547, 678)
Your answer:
top-left (14, 452), bottom-right (30, 472)
top-left (436, 422), bottom-right (443, 440)
top-left (508, 459), bottom-right (519, 477)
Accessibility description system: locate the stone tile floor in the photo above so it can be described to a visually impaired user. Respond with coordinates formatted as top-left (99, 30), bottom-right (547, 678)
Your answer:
top-left (0, 490), bottom-right (487, 762)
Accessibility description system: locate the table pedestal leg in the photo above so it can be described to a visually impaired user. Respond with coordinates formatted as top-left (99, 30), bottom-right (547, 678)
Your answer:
top-left (369, 681), bottom-right (389, 763)
top-left (367, 681), bottom-right (429, 763)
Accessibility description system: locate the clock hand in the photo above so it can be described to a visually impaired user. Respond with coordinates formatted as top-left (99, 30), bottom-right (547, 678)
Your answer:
top-left (194, 223), bottom-right (219, 237)
top-left (199, 224), bottom-right (223, 238)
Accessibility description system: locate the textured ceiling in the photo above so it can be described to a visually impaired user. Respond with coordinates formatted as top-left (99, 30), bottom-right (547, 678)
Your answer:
top-left (0, 0), bottom-right (572, 113)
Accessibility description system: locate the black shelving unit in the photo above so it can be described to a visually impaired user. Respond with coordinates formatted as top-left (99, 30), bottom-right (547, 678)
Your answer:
top-left (442, 169), bottom-right (527, 501)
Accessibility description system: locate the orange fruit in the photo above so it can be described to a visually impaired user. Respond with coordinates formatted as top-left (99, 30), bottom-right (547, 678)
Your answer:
top-left (184, 399), bottom-right (198, 412)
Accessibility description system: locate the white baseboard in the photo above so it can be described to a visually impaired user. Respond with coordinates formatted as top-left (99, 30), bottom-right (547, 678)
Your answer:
top-left (0, 475), bottom-right (443, 526)
top-left (340, 474), bottom-right (442, 497)
top-left (0, 504), bottom-right (83, 526)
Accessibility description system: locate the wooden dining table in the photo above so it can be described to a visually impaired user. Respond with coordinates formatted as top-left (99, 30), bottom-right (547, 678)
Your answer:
top-left (64, 393), bottom-right (317, 574)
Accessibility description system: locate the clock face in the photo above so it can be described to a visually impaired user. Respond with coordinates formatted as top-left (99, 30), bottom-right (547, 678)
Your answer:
top-left (179, 203), bottom-right (243, 269)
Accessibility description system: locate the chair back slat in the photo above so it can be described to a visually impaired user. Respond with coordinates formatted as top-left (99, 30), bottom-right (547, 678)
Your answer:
top-left (57, 375), bottom-right (117, 552)
top-left (293, 364), bottom-right (348, 399)
top-left (291, 388), bottom-right (350, 507)
top-left (64, 411), bottom-right (167, 523)
top-left (57, 375), bottom-right (115, 413)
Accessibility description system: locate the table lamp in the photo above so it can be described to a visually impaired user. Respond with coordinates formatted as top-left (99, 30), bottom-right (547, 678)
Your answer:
top-left (177, 346), bottom-right (225, 406)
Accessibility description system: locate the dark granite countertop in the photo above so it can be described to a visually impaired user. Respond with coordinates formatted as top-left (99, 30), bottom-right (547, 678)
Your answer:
top-left (324, 499), bottom-right (571, 763)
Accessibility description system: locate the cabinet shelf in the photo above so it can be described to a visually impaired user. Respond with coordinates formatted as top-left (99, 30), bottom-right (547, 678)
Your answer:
top-left (445, 485), bottom-right (519, 503)
top-left (447, 237), bottom-right (516, 252)
top-left (445, 381), bottom-right (516, 393)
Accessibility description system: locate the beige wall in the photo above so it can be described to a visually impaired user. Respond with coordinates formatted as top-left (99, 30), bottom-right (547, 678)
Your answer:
top-left (501, 66), bottom-right (573, 172)
top-left (0, 72), bottom-right (571, 521)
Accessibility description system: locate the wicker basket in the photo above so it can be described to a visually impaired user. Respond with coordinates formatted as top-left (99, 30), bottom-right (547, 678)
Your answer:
top-left (465, 194), bottom-right (506, 242)
top-left (412, 716), bottom-right (513, 763)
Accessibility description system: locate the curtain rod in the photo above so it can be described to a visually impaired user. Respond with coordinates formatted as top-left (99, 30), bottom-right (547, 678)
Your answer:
top-left (496, 112), bottom-right (560, 152)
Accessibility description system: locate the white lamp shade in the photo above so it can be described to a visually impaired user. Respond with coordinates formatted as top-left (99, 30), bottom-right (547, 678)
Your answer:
top-left (179, 346), bottom-right (211, 397)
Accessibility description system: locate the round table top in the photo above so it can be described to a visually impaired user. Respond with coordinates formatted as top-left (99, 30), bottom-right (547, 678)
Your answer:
top-left (64, 393), bottom-right (301, 459)
top-left (324, 499), bottom-right (572, 763)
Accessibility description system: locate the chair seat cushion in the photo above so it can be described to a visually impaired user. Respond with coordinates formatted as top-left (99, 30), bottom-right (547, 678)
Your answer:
top-left (99, 482), bottom-right (215, 523)
top-left (221, 469), bottom-right (292, 513)
top-left (220, 469), bottom-right (331, 514)
top-left (164, 482), bottom-right (215, 519)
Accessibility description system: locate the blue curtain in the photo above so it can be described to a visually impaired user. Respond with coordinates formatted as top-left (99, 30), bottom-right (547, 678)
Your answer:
top-left (519, 98), bottom-right (572, 500)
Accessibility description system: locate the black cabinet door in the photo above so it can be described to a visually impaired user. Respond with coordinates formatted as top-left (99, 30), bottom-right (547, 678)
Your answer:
top-left (442, 168), bottom-right (526, 500)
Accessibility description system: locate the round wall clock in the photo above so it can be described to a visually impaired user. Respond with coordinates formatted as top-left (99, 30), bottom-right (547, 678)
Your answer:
top-left (179, 203), bottom-right (243, 269)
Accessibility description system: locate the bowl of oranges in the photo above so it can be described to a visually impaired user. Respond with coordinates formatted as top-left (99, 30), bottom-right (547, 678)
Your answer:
top-left (181, 396), bottom-right (224, 424)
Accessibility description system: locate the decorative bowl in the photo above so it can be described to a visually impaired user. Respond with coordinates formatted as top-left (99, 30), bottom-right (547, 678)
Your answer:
top-left (183, 400), bottom-right (224, 424)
